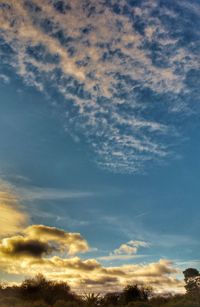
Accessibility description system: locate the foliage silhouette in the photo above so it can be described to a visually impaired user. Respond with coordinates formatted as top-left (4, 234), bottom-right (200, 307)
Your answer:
top-left (0, 269), bottom-right (200, 306)
top-left (183, 267), bottom-right (200, 305)
top-left (20, 273), bottom-right (79, 305)
top-left (82, 292), bottom-right (101, 306)
top-left (119, 284), bottom-right (152, 305)
top-left (183, 268), bottom-right (199, 281)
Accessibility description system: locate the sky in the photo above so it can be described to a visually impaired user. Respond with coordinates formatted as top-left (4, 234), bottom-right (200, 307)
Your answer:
top-left (0, 0), bottom-right (200, 294)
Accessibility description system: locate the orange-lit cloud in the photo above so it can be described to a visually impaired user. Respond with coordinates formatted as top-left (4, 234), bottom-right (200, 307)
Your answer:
top-left (0, 224), bottom-right (89, 259)
top-left (0, 180), bottom-right (184, 294)
top-left (0, 248), bottom-right (183, 294)
top-left (0, 224), bottom-right (183, 294)
top-left (0, 182), bottom-right (28, 237)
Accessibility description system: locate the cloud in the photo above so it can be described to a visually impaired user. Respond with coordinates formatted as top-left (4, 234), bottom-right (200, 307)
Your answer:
top-left (97, 254), bottom-right (148, 261)
top-left (14, 186), bottom-right (93, 201)
top-left (99, 240), bottom-right (150, 261)
top-left (0, 214), bottom-right (183, 294)
top-left (25, 224), bottom-right (90, 255)
top-left (113, 240), bottom-right (149, 255)
top-left (62, 258), bottom-right (183, 294)
top-left (0, 190), bottom-right (184, 295)
top-left (0, 236), bottom-right (53, 258)
top-left (0, 73), bottom-right (10, 83)
top-left (0, 182), bottom-right (28, 237)
top-left (0, 202), bottom-right (28, 237)
top-left (0, 177), bottom-right (93, 203)
top-left (0, 249), bottom-right (183, 293)
top-left (0, 0), bottom-right (199, 173)
top-left (0, 224), bottom-right (89, 259)
top-left (0, 180), bottom-right (90, 257)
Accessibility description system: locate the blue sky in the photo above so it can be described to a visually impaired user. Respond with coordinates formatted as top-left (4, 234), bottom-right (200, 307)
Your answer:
top-left (0, 0), bottom-right (199, 293)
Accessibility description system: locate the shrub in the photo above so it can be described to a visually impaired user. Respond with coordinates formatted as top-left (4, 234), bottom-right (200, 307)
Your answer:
top-left (126, 301), bottom-right (152, 307)
top-left (0, 296), bottom-right (21, 306)
top-left (119, 284), bottom-right (152, 305)
top-left (20, 274), bottom-right (78, 305)
top-left (100, 292), bottom-right (120, 306)
top-left (32, 300), bottom-right (50, 307)
top-left (54, 300), bottom-right (79, 307)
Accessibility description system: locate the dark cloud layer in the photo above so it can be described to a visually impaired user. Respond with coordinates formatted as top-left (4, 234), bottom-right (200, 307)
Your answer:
top-left (1, 237), bottom-right (53, 258)
top-left (0, 224), bottom-right (89, 259)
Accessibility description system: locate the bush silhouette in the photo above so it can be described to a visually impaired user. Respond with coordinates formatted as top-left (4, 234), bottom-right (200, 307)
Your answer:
top-left (100, 292), bottom-right (120, 306)
top-left (119, 284), bottom-right (152, 305)
top-left (0, 268), bottom-right (200, 306)
top-left (20, 274), bottom-right (79, 305)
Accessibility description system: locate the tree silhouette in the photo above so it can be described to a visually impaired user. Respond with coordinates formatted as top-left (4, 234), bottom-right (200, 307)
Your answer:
top-left (183, 268), bottom-right (200, 297)
top-left (1, 272), bottom-right (200, 306)
top-left (20, 274), bottom-right (79, 305)
top-left (119, 284), bottom-right (152, 305)
top-left (83, 292), bottom-right (101, 306)
top-left (183, 268), bottom-right (199, 281)
top-left (101, 292), bottom-right (120, 306)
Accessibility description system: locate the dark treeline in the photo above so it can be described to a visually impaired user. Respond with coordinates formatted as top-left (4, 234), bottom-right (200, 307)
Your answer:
top-left (0, 268), bottom-right (200, 307)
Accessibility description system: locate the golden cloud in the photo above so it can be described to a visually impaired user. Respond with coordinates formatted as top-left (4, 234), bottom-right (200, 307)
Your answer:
top-left (0, 182), bottom-right (28, 237)
top-left (0, 232), bottom-right (183, 294)
top-left (0, 236), bottom-right (53, 258)
top-left (0, 225), bottom-right (89, 259)
top-left (24, 225), bottom-right (89, 255)
top-left (0, 181), bottom-right (184, 294)
top-left (0, 202), bottom-right (28, 237)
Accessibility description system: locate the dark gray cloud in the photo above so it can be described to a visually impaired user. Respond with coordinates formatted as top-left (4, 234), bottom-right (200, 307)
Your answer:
top-left (0, 237), bottom-right (53, 258)
top-left (0, 224), bottom-right (89, 259)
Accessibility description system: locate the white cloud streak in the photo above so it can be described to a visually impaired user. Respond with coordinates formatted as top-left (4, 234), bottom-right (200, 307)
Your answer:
top-left (113, 240), bottom-right (150, 255)
top-left (15, 186), bottom-right (93, 201)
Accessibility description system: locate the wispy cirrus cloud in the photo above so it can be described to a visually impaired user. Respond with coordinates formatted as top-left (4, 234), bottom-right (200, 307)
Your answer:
top-left (0, 178), bottom-right (93, 201)
top-left (0, 0), bottom-right (199, 173)
top-left (14, 186), bottom-right (93, 201)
